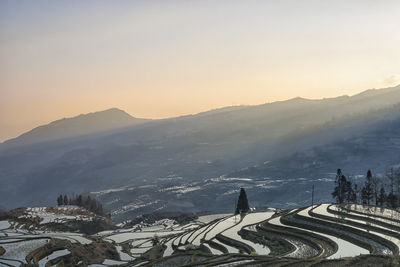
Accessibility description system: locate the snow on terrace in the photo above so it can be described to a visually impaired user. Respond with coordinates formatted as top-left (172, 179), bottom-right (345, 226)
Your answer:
top-left (209, 177), bottom-right (253, 182)
top-left (298, 207), bottom-right (382, 258)
top-left (106, 230), bottom-right (182, 243)
top-left (172, 223), bottom-right (200, 231)
top-left (0, 239), bottom-right (50, 264)
top-left (173, 232), bottom-right (183, 246)
top-left (196, 214), bottom-right (231, 224)
top-left (269, 209), bottom-right (368, 259)
top-left (221, 211), bottom-right (274, 255)
top-left (49, 233), bottom-right (92, 245)
top-left (340, 205), bottom-right (400, 225)
top-left (198, 215), bottom-right (243, 254)
top-left (111, 200), bottom-right (160, 216)
top-left (299, 206), bottom-right (378, 256)
top-left (330, 205), bottom-right (400, 227)
top-left (167, 215), bottom-right (242, 254)
top-left (91, 186), bottom-right (132, 196)
top-left (159, 185), bottom-right (201, 194)
top-left (213, 239), bottom-right (239, 254)
top-left (19, 206), bottom-right (93, 224)
top-left (203, 216), bottom-right (237, 241)
top-left (192, 221), bottom-right (221, 246)
top-left (312, 204), bottom-right (400, 253)
top-left (187, 224), bottom-right (210, 244)
top-left (38, 249), bottom-right (70, 267)
top-left (131, 246), bottom-right (152, 256)
top-left (1, 216), bottom-right (92, 245)
top-left (116, 245), bottom-right (135, 261)
top-left (0, 258), bottom-right (25, 266)
top-left (284, 238), bottom-right (317, 258)
top-left (180, 229), bottom-right (195, 244)
top-left (203, 243), bottom-right (223, 255)
top-left (7, 231), bottom-right (93, 245)
top-left (163, 239), bottom-right (174, 257)
top-left (129, 218), bottom-right (179, 232)
top-left (0, 221), bottom-right (11, 230)
top-left (350, 204), bottom-right (400, 219)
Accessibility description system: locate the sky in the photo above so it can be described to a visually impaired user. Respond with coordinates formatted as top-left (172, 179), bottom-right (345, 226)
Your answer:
top-left (1, 0), bottom-right (399, 142)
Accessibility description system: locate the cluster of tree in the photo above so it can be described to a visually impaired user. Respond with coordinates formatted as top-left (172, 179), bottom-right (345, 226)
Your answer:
top-left (57, 194), bottom-right (105, 215)
top-left (332, 168), bottom-right (400, 208)
top-left (235, 187), bottom-right (250, 215)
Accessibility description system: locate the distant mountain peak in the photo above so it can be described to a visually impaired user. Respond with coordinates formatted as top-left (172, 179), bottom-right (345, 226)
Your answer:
top-left (289, 96), bottom-right (310, 102)
top-left (352, 84), bottom-right (400, 98)
top-left (2, 108), bottom-right (149, 147)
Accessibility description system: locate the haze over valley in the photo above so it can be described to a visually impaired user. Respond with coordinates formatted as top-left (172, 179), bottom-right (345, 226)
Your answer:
top-left (1, 85), bottom-right (400, 221)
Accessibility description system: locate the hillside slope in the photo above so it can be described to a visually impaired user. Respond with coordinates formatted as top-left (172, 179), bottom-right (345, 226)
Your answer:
top-left (1, 85), bottom-right (400, 215)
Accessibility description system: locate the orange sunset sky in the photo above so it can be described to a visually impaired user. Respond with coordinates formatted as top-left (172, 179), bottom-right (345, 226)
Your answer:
top-left (1, 0), bottom-right (400, 142)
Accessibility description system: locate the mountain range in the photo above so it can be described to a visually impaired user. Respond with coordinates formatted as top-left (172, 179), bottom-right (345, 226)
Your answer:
top-left (1, 85), bottom-right (400, 221)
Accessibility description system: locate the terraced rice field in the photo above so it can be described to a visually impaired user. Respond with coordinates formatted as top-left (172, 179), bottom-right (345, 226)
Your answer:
top-left (1, 204), bottom-right (400, 266)
top-left (0, 206), bottom-right (100, 266)
top-left (221, 212), bottom-right (274, 255)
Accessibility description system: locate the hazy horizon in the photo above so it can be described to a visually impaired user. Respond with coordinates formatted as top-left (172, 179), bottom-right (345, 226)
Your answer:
top-left (2, 84), bottom-right (400, 143)
top-left (1, 0), bottom-right (400, 141)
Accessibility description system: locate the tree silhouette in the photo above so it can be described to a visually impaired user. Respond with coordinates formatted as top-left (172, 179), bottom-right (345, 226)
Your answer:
top-left (345, 180), bottom-right (355, 203)
top-left (56, 194), bottom-right (105, 215)
top-left (353, 184), bottom-right (359, 204)
top-left (235, 188), bottom-right (250, 215)
top-left (57, 195), bottom-right (63, 206)
top-left (387, 192), bottom-right (398, 209)
top-left (63, 195), bottom-right (68, 205)
top-left (362, 170), bottom-right (374, 205)
top-left (378, 186), bottom-right (386, 207)
top-left (332, 169), bottom-right (347, 204)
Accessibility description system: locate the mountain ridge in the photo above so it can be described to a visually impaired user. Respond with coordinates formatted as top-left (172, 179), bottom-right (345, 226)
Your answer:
top-left (1, 85), bottom-right (400, 215)
top-left (3, 84), bottom-right (400, 147)
top-left (2, 107), bottom-right (150, 147)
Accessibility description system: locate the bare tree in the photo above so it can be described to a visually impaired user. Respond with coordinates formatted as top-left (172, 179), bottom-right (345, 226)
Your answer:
top-left (371, 175), bottom-right (380, 206)
top-left (386, 168), bottom-right (395, 195)
top-left (396, 168), bottom-right (400, 207)
top-left (386, 168), bottom-right (398, 209)
top-left (63, 195), bottom-right (68, 206)
top-left (362, 170), bottom-right (374, 205)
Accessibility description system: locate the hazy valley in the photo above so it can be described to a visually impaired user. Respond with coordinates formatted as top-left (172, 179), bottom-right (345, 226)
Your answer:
top-left (1, 85), bottom-right (400, 221)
